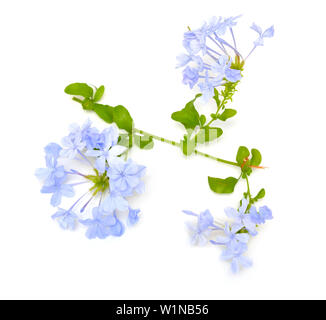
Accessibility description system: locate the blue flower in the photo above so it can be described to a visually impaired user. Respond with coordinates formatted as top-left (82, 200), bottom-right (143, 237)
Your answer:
top-left (210, 222), bottom-right (249, 247)
top-left (224, 198), bottom-right (258, 236)
top-left (80, 207), bottom-right (124, 239)
top-left (101, 190), bottom-right (129, 213)
top-left (183, 209), bottom-right (220, 245)
top-left (37, 122), bottom-right (146, 240)
top-left (198, 71), bottom-right (224, 103)
top-left (223, 15), bottom-right (242, 29)
top-left (86, 126), bottom-right (126, 173)
top-left (182, 67), bottom-right (199, 89)
top-left (251, 23), bottom-right (274, 47)
top-left (178, 16), bottom-right (274, 103)
top-left (250, 205), bottom-right (273, 225)
top-left (44, 142), bottom-right (62, 160)
top-left (60, 131), bottom-right (86, 159)
top-left (221, 242), bottom-right (252, 273)
top-left (183, 31), bottom-right (203, 55)
top-left (41, 177), bottom-right (75, 207)
top-left (78, 119), bottom-right (103, 150)
top-left (127, 207), bottom-right (140, 226)
top-left (35, 155), bottom-right (65, 187)
top-left (108, 158), bottom-right (146, 197)
top-left (52, 208), bottom-right (78, 230)
top-left (211, 55), bottom-right (242, 82)
top-left (176, 54), bottom-right (192, 68)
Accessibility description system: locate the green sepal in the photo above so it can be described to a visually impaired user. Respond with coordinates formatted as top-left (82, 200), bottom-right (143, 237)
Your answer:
top-left (208, 176), bottom-right (238, 194)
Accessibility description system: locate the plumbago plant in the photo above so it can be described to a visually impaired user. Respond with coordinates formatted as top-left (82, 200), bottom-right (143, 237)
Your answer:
top-left (36, 15), bottom-right (274, 273)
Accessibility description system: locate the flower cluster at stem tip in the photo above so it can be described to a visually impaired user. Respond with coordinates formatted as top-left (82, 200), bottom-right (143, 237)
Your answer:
top-left (184, 199), bottom-right (273, 274)
top-left (35, 120), bottom-right (146, 239)
top-left (177, 15), bottom-right (274, 102)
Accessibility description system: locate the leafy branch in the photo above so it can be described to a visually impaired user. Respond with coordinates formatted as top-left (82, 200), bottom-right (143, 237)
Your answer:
top-left (64, 82), bottom-right (266, 200)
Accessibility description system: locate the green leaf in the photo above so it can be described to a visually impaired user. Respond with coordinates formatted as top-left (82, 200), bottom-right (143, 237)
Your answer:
top-left (217, 109), bottom-right (237, 121)
top-left (112, 105), bottom-right (133, 133)
top-left (213, 88), bottom-right (221, 107)
top-left (64, 83), bottom-right (94, 99)
top-left (171, 95), bottom-right (201, 130)
top-left (236, 146), bottom-right (250, 165)
top-left (208, 176), bottom-right (238, 194)
top-left (93, 104), bottom-right (114, 123)
top-left (250, 148), bottom-right (262, 167)
top-left (199, 115), bottom-right (206, 127)
top-left (254, 188), bottom-right (265, 201)
top-left (93, 85), bottom-right (105, 102)
top-left (134, 134), bottom-right (154, 150)
top-left (181, 135), bottom-right (196, 156)
top-left (196, 126), bottom-right (223, 143)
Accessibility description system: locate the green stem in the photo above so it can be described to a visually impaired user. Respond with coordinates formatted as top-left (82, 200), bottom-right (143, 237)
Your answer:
top-left (245, 174), bottom-right (253, 204)
top-left (134, 129), bottom-right (180, 147)
top-left (72, 97), bottom-right (83, 103)
top-left (207, 99), bottom-right (225, 126)
top-left (133, 128), bottom-right (240, 168)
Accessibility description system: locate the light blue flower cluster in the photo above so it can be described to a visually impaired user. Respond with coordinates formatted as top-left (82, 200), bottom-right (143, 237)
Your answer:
top-left (177, 16), bottom-right (274, 102)
top-left (35, 120), bottom-right (146, 239)
top-left (184, 198), bottom-right (273, 273)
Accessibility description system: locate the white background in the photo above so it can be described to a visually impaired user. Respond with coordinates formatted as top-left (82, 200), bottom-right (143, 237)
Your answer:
top-left (0, 0), bottom-right (325, 300)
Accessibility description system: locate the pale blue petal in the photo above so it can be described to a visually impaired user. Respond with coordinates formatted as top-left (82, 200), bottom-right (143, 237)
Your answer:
top-left (263, 25), bottom-right (274, 38)
top-left (250, 23), bottom-right (262, 35)
top-left (239, 255), bottom-right (252, 268)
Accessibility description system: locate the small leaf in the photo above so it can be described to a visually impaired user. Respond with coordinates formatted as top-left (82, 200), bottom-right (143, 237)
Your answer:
top-left (171, 95), bottom-right (201, 130)
top-left (93, 104), bottom-right (114, 123)
top-left (199, 115), bottom-right (206, 127)
top-left (181, 135), bottom-right (196, 156)
top-left (254, 188), bottom-right (265, 201)
top-left (196, 126), bottom-right (223, 143)
top-left (112, 105), bottom-right (133, 133)
top-left (250, 148), bottom-right (262, 167)
top-left (93, 85), bottom-right (105, 102)
top-left (64, 83), bottom-right (94, 99)
top-left (236, 146), bottom-right (250, 165)
top-left (134, 134), bottom-right (154, 150)
top-left (217, 109), bottom-right (237, 121)
top-left (208, 176), bottom-right (238, 194)
top-left (213, 88), bottom-right (221, 107)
